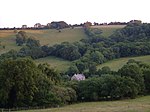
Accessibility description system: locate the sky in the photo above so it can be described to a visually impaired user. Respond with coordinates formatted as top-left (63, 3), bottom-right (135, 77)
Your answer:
top-left (0, 0), bottom-right (150, 28)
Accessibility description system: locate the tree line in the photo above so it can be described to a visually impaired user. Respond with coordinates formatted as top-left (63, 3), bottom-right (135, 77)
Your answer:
top-left (0, 58), bottom-right (149, 108)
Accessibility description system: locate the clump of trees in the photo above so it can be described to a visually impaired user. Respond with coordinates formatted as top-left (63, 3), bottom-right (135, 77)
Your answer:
top-left (0, 58), bottom-right (76, 108)
top-left (46, 42), bottom-right (81, 61)
top-left (16, 31), bottom-right (28, 46)
top-left (67, 60), bottom-right (150, 101)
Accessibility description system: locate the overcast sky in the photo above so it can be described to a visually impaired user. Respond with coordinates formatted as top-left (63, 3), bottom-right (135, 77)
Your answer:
top-left (0, 0), bottom-right (149, 28)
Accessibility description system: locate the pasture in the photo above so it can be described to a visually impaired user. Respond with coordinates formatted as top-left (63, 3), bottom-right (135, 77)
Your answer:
top-left (25, 28), bottom-right (87, 46)
top-left (0, 27), bottom-right (87, 54)
top-left (15, 95), bottom-right (150, 112)
top-left (92, 25), bottom-right (125, 37)
top-left (97, 55), bottom-right (150, 71)
top-left (35, 56), bottom-right (72, 72)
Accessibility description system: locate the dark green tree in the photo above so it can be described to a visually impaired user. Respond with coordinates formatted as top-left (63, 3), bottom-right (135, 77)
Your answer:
top-left (26, 38), bottom-right (40, 48)
top-left (16, 31), bottom-right (28, 46)
top-left (90, 51), bottom-right (105, 64)
top-left (0, 58), bottom-right (39, 107)
top-left (67, 65), bottom-right (79, 77)
top-left (38, 63), bottom-right (61, 84)
top-left (118, 63), bottom-right (145, 94)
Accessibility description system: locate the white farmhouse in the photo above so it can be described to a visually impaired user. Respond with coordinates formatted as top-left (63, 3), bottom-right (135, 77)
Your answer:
top-left (71, 74), bottom-right (85, 81)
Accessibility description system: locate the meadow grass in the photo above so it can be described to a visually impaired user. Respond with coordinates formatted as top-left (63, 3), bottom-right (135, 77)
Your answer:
top-left (92, 25), bottom-right (125, 37)
top-left (35, 56), bottom-right (72, 72)
top-left (97, 55), bottom-right (150, 71)
top-left (15, 95), bottom-right (150, 112)
top-left (0, 28), bottom-right (87, 54)
top-left (25, 28), bottom-right (87, 46)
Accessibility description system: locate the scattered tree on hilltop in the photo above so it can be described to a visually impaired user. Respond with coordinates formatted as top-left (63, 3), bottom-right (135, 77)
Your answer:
top-left (16, 31), bottom-right (28, 46)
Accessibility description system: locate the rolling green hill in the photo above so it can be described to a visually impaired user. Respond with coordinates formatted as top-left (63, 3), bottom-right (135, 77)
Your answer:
top-left (97, 55), bottom-right (150, 71)
top-left (0, 28), bottom-right (86, 71)
top-left (14, 95), bottom-right (150, 112)
top-left (1, 26), bottom-right (149, 72)
top-left (0, 27), bottom-right (87, 54)
top-left (26, 28), bottom-right (87, 46)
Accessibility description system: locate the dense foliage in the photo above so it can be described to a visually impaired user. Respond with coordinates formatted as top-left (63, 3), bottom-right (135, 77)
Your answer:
top-left (0, 59), bottom-right (76, 108)
top-left (67, 60), bottom-right (150, 101)
top-left (3, 23), bottom-right (150, 70)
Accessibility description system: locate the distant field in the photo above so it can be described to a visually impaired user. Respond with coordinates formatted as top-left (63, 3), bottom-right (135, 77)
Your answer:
top-left (97, 55), bottom-right (150, 71)
top-left (0, 28), bottom-right (87, 54)
top-left (25, 28), bottom-right (87, 46)
top-left (35, 56), bottom-right (72, 72)
top-left (15, 95), bottom-right (150, 112)
top-left (92, 25), bottom-right (125, 37)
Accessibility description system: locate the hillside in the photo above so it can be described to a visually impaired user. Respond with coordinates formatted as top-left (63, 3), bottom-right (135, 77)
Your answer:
top-left (0, 27), bottom-right (87, 54)
top-left (0, 30), bottom-right (21, 54)
top-left (0, 28), bottom-right (87, 71)
top-left (1, 25), bottom-right (150, 72)
top-left (97, 55), bottom-right (150, 71)
top-left (35, 56), bottom-right (72, 72)
top-left (25, 28), bottom-right (87, 46)
top-left (91, 25), bottom-right (125, 37)
top-left (15, 96), bottom-right (150, 112)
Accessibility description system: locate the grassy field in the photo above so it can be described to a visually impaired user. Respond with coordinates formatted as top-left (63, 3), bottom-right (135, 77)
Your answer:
top-left (0, 30), bottom-right (21, 54)
top-left (97, 55), bottom-right (150, 71)
top-left (25, 28), bottom-right (87, 46)
top-left (92, 25), bottom-right (125, 37)
top-left (35, 56), bottom-right (72, 72)
top-left (0, 28), bottom-right (87, 54)
top-left (15, 95), bottom-right (150, 112)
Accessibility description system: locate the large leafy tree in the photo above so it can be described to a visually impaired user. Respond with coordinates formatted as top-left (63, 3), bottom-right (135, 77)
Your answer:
top-left (16, 31), bottom-right (28, 46)
top-left (118, 63), bottom-right (145, 94)
top-left (100, 75), bottom-right (139, 99)
top-left (0, 58), bottom-right (40, 107)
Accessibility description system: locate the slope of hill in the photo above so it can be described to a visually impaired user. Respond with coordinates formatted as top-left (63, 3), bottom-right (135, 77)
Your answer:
top-left (0, 28), bottom-right (87, 71)
top-left (25, 28), bottom-right (87, 46)
top-left (0, 27), bottom-right (87, 54)
top-left (1, 25), bottom-right (149, 72)
top-left (97, 55), bottom-right (150, 71)
top-left (91, 25), bottom-right (125, 37)
top-left (0, 30), bottom-right (21, 54)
